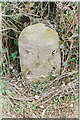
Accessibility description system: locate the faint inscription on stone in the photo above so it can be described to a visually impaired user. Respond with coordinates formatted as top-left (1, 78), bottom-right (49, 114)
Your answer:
top-left (19, 23), bottom-right (61, 83)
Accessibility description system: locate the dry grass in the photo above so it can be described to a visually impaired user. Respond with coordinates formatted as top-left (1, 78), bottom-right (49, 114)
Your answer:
top-left (0, 1), bottom-right (79, 118)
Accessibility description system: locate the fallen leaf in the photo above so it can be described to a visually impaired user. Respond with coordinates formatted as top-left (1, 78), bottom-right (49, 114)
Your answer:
top-left (40, 105), bottom-right (44, 109)
top-left (35, 95), bottom-right (39, 100)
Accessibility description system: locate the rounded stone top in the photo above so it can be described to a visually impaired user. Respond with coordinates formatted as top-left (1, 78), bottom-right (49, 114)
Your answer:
top-left (19, 23), bottom-right (59, 49)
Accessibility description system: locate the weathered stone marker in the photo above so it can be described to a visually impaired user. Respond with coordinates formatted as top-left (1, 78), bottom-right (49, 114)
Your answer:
top-left (19, 23), bottom-right (61, 83)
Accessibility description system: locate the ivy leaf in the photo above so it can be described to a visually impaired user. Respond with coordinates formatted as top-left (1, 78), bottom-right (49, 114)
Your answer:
top-left (14, 39), bottom-right (18, 46)
top-left (10, 51), bottom-right (18, 60)
top-left (60, 44), bottom-right (63, 49)
top-left (32, 106), bottom-right (37, 110)
top-left (72, 58), bottom-right (76, 62)
top-left (0, 71), bottom-right (3, 76)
